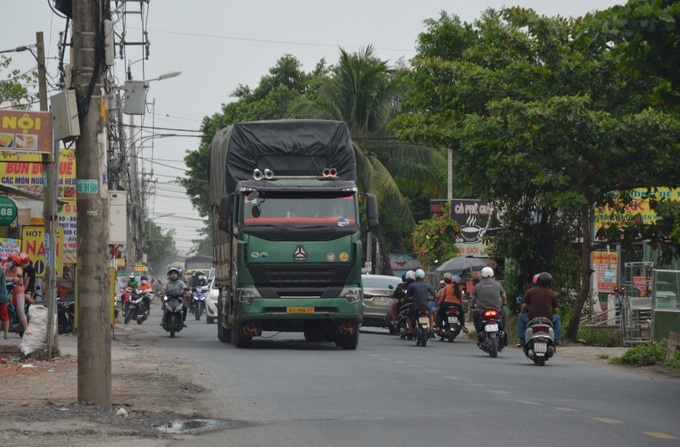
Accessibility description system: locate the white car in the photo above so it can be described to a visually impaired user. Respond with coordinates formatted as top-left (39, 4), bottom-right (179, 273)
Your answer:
top-left (205, 277), bottom-right (219, 324)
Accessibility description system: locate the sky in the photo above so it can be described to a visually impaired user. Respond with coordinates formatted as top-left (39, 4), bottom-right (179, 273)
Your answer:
top-left (3, 0), bottom-right (623, 254)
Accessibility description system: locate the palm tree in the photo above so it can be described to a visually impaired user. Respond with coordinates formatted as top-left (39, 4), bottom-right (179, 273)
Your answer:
top-left (292, 46), bottom-right (445, 270)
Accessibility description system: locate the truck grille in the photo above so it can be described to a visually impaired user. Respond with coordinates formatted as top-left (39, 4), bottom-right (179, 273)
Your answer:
top-left (248, 264), bottom-right (354, 298)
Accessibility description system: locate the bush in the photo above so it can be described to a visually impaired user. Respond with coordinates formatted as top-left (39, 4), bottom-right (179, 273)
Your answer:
top-left (576, 325), bottom-right (620, 347)
top-left (620, 344), bottom-right (665, 366)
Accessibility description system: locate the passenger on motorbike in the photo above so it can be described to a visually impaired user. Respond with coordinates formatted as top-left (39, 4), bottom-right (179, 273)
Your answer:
top-left (390, 272), bottom-right (411, 325)
top-left (517, 272), bottom-right (561, 346)
top-left (162, 268), bottom-right (189, 327)
top-left (435, 273), bottom-right (469, 333)
top-left (404, 269), bottom-right (437, 333)
top-left (470, 267), bottom-right (507, 342)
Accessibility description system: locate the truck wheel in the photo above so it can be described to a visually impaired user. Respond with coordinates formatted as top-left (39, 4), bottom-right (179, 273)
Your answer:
top-left (217, 309), bottom-right (231, 343)
top-left (231, 322), bottom-right (251, 348)
top-left (340, 331), bottom-right (359, 350)
top-left (304, 329), bottom-right (323, 342)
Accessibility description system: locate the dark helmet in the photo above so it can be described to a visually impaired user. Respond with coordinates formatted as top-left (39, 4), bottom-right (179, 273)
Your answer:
top-left (401, 273), bottom-right (407, 282)
top-left (536, 272), bottom-right (552, 287)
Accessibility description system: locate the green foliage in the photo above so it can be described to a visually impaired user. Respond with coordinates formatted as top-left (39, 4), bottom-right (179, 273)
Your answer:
top-left (576, 326), bottom-right (621, 347)
top-left (411, 202), bottom-right (460, 270)
top-left (145, 219), bottom-right (177, 275)
top-left (620, 343), bottom-right (666, 366)
top-left (392, 6), bottom-right (680, 341)
top-left (0, 55), bottom-right (38, 108)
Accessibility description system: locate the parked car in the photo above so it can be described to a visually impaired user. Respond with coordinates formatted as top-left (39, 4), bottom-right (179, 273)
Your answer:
top-left (361, 274), bottom-right (402, 331)
top-left (205, 277), bottom-right (219, 324)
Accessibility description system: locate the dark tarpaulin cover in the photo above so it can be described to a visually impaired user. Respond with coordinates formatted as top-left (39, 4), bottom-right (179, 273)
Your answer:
top-left (208, 120), bottom-right (356, 207)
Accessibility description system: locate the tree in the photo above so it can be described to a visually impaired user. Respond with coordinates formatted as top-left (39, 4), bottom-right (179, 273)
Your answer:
top-left (0, 55), bottom-right (37, 107)
top-left (579, 0), bottom-right (680, 111)
top-left (145, 219), bottom-right (177, 276)
top-left (292, 46), bottom-right (446, 270)
top-left (412, 202), bottom-right (460, 271)
top-left (392, 8), bottom-right (680, 340)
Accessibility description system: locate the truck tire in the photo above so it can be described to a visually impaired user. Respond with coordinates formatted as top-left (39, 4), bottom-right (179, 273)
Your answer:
top-left (217, 309), bottom-right (230, 343)
top-left (340, 331), bottom-right (359, 350)
top-left (231, 322), bottom-right (251, 348)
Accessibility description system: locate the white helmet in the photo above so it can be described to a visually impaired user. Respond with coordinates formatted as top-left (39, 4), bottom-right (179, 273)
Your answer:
top-left (481, 267), bottom-right (494, 278)
top-left (415, 269), bottom-right (426, 279)
top-left (405, 270), bottom-right (416, 281)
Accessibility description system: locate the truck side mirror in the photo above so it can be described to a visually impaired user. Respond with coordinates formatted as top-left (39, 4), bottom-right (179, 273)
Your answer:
top-left (218, 195), bottom-right (231, 233)
top-left (366, 194), bottom-right (379, 230)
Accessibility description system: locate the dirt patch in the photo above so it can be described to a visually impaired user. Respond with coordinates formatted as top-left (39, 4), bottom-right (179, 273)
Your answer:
top-left (0, 333), bottom-right (215, 446)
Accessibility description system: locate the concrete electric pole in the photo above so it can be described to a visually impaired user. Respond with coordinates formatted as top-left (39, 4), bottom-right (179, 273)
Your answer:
top-left (73, 0), bottom-right (112, 406)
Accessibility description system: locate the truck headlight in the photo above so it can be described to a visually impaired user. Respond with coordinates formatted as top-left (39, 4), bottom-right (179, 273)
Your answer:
top-left (238, 288), bottom-right (261, 304)
top-left (341, 287), bottom-right (361, 304)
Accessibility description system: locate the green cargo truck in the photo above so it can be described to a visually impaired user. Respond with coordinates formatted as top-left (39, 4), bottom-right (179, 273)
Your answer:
top-left (208, 120), bottom-right (378, 349)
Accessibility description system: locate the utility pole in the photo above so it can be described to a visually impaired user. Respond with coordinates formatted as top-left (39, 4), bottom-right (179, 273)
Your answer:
top-left (73, 0), bottom-right (112, 407)
top-left (36, 31), bottom-right (59, 358)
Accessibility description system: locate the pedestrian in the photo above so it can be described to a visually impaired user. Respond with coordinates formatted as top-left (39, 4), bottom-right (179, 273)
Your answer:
top-left (6, 253), bottom-right (28, 334)
top-left (20, 253), bottom-right (36, 305)
top-left (0, 265), bottom-right (9, 339)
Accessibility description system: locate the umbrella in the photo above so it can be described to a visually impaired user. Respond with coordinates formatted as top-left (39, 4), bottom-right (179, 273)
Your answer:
top-left (434, 257), bottom-right (496, 276)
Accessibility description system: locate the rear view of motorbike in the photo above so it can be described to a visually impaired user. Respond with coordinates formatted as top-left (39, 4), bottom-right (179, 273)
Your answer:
top-left (414, 307), bottom-right (430, 347)
top-left (437, 306), bottom-right (461, 342)
top-left (477, 308), bottom-right (507, 358)
top-left (523, 317), bottom-right (556, 366)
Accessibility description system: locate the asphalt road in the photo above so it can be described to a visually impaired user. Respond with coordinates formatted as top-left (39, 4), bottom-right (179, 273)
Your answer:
top-left (140, 309), bottom-right (680, 447)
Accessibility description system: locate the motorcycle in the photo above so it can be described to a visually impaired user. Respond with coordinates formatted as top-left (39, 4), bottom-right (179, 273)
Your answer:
top-left (192, 286), bottom-right (208, 321)
top-left (396, 301), bottom-right (413, 340)
top-left (124, 289), bottom-right (151, 325)
top-left (57, 297), bottom-right (76, 334)
top-left (523, 317), bottom-right (556, 366)
top-left (161, 293), bottom-right (184, 337)
top-left (116, 286), bottom-right (134, 320)
top-left (413, 306), bottom-right (430, 347)
top-left (436, 305), bottom-right (462, 342)
top-left (477, 308), bottom-right (507, 358)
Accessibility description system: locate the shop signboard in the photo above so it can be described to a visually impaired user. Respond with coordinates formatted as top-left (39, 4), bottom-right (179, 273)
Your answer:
top-left (593, 251), bottom-right (618, 293)
top-left (21, 225), bottom-right (64, 278)
top-left (0, 110), bottom-right (52, 153)
top-left (449, 199), bottom-right (493, 257)
top-left (0, 197), bottom-right (17, 226)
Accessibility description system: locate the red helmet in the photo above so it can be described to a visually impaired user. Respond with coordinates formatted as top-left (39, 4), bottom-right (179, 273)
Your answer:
top-left (19, 252), bottom-right (30, 264)
top-left (9, 253), bottom-right (22, 265)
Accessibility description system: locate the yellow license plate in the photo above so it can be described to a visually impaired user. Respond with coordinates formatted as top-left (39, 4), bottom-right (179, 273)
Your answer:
top-left (286, 307), bottom-right (315, 314)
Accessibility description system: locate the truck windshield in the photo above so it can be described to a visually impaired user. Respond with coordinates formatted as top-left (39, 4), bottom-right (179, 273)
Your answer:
top-left (242, 193), bottom-right (358, 229)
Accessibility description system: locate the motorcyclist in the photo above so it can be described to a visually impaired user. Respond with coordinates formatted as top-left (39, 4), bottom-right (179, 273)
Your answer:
top-left (517, 272), bottom-right (561, 347)
top-left (126, 273), bottom-right (139, 288)
top-left (137, 275), bottom-right (153, 315)
top-left (470, 267), bottom-right (507, 343)
top-left (189, 270), bottom-right (208, 313)
top-left (404, 269), bottom-right (437, 333)
top-left (161, 267), bottom-right (189, 327)
top-left (434, 273), bottom-right (469, 333)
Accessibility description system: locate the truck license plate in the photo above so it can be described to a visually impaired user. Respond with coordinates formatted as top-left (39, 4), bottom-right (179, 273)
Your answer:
top-left (286, 307), bottom-right (314, 314)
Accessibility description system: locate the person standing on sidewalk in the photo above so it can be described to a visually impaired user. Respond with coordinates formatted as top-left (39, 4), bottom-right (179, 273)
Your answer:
top-left (0, 266), bottom-right (9, 339)
top-left (6, 253), bottom-right (27, 334)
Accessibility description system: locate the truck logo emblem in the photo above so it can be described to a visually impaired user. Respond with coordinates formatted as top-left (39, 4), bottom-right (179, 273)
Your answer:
top-left (293, 245), bottom-right (307, 261)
